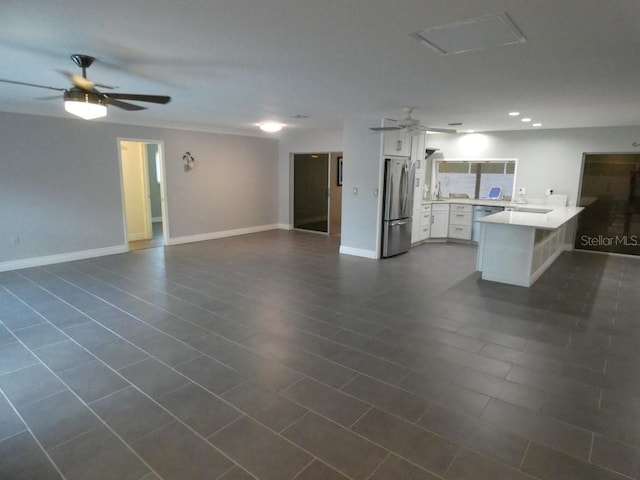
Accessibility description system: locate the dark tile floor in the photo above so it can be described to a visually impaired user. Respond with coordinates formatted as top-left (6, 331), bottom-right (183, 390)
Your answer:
top-left (1, 230), bottom-right (640, 479)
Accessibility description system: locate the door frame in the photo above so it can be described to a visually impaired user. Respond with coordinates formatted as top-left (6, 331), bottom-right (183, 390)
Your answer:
top-left (117, 138), bottom-right (169, 248)
top-left (291, 152), bottom-right (331, 235)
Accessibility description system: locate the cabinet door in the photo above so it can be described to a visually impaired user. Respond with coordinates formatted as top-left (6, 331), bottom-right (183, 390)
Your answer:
top-left (382, 120), bottom-right (411, 156)
top-left (420, 209), bottom-right (431, 240)
top-left (431, 210), bottom-right (449, 238)
top-left (411, 207), bottom-right (423, 243)
top-left (413, 174), bottom-right (423, 210)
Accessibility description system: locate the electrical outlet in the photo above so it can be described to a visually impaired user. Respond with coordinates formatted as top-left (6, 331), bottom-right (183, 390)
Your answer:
top-left (518, 187), bottom-right (526, 195)
top-left (545, 188), bottom-right (553, 195)
top-left (373, 188), bottom-right (379, 197)
top-left (353, 187), bottom-right (358, 195)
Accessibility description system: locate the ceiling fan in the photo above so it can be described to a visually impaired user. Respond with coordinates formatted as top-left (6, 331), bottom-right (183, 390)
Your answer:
top-left (0, 54), bottom-right (171, 120)
top-left (370, 107), bottom-right (456, 135)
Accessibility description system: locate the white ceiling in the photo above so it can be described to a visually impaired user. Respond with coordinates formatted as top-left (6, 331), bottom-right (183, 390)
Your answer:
top-left (1, 1), bottom-right (640, 135)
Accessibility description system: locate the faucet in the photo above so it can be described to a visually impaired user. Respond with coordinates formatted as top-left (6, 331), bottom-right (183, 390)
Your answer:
top-left (436, 181), bottom-right (442, 200)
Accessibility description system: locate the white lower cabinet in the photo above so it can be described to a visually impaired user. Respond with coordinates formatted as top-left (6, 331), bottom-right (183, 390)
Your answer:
top-left (448, 204), bottom-right (473, 240)
top-left (430, 204), bottom-right (450, 238)
top-left (421, 204), bottom-right (431, 239)
top-left (411, 203), bottom-right (432, 243)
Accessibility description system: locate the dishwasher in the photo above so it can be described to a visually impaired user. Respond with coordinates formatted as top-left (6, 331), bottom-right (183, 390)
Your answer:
top-left (472, 205), bottom-right (504, 243)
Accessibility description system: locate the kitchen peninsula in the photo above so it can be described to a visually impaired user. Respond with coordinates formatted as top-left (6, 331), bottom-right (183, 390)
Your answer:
top-left (475, 205), bottom-right (584, 287)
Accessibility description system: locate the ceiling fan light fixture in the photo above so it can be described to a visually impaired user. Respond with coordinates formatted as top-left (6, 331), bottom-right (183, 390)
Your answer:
top-left (64, 90), bottom-right (107, 120)
top-left (258, 122), bottom-right (284, 133)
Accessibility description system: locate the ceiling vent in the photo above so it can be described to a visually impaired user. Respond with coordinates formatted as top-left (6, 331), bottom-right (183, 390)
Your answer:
top-left (411, 12), bottom-right (526, 55)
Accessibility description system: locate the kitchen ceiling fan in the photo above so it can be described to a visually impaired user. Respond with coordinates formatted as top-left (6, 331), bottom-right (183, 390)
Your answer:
top-left (370, 107), bottom-right (456, 135)
top-left (0, 54), bottom-right (171, 120)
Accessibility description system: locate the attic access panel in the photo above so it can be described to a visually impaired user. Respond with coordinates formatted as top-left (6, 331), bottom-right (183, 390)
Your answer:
top-left (411, 12), bottom-right (526, 55)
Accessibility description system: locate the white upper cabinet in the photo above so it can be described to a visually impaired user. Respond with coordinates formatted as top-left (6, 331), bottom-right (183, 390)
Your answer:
top-left (382, 119), bottom-right (411, 157)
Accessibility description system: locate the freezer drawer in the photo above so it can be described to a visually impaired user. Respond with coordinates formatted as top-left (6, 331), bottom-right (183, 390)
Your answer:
top-left (382, 218), bottom-right (412, 257)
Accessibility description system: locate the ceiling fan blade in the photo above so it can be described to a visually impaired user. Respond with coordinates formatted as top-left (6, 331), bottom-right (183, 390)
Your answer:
top-left (105, 93), bottom-right (171, 104)
top-left (423, 127), bottom-right (457, 134)
top-left (36, 94), bottom-right (62, 101)
top-left (59, 71), bottom-right (96, 92)
top-left (370, 126), bottom-right (402, 132)
top-left (105, 97), bottom-right (147, 111)
top-left (0, 78), bottom-right (65, 92)
top-left (60, 72), bottom-right (116, 91)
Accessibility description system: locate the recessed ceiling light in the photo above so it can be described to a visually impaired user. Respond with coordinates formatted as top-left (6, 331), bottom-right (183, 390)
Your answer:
top-left (508, 111), bottom-right (520, 116)
top-left (258, 122), bottom-right (284, 133)
top-left (467, 130), bottom-right (475, 133)
top-left (532, 123), bottom-right (542, 127)
top-left (448, 122), bottom-right (463, 126)
top-left (521, 118), bottom-right (532, 123)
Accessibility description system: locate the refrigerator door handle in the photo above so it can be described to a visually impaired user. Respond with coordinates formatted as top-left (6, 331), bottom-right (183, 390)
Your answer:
top-left (400, 164), bottom-right (408, 214)
top-left (390, 219), bottom-right (410, 226)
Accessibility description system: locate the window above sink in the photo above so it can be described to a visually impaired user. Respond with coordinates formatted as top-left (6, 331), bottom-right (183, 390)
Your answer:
top-left (432, 159), bottom-right (516, 200)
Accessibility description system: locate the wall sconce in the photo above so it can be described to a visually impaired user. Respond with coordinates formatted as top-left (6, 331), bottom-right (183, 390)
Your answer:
top-left (183, 152), bottom-right (195, 171)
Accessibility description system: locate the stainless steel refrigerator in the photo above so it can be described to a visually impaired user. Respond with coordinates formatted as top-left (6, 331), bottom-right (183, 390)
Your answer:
top-left (382, 156), bottom-right (415, 257)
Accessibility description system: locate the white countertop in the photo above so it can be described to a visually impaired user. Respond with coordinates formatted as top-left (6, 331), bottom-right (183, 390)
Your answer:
top-left (423, 198), bottom-right (543, 208)
top-left (475, 205), bottom-right (584, 230)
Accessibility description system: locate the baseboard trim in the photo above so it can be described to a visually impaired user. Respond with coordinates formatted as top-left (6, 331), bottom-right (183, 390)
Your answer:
top-left (278, 223), bottom-right (293, 230)
top-left (339, 245), bottom-right (378, 259)
top-left (0, 245), bottom-right (128, 273)
top-left (166, 224), bottom-right (281, 246)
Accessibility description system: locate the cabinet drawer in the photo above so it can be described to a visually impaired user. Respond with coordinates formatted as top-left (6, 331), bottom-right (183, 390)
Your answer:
top-left (421, 212), bottom-right (431, 226)
top-left (432, 204), bottom-right (450, 212)
top-left (449, 224), bottom-right (472, 240)
top-left (449, 211), bottom-right (472, 226)
top-left (450, 203), bottom-right (472, 213)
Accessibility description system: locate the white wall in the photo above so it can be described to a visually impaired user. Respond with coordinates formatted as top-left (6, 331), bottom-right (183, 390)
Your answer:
top-left (0, 111), bottom-right (279, 271)
top-left (340, 116), bottom-right (385, 258)
top-left (277, 128), bottom-right (343, 227)
top-left (428, 126), bottom-right (640, 205)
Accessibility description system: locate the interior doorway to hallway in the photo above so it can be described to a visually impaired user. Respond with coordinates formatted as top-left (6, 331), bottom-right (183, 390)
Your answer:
top-left (118, 139), bottom-right (168, 250)
top-left (292, 152), bottom-right (342, 236)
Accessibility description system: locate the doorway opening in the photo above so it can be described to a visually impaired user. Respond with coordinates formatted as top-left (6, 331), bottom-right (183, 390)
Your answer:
top-left (118, 139), bottom-right (168, 250)
top-left (292, 152), bottom-right (342, 236)
top-left (576, 153), bottom-right (640, 255)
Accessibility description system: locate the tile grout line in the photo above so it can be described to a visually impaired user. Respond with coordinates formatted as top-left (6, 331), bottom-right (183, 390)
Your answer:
top-left (10, 269), bottom-right (400, 480)
top-left (0, 389), bottom-right (68, 480)
top-left (0, 300), bottom-right (164, 479)
top-left (519, 440), bottom-right (531, 468)
top-left (363, 452), bottom-right (392, 480)
top-left (3, 281), bottom-right (252, 479)
top-left (6, 244), bottom-right (640, 480)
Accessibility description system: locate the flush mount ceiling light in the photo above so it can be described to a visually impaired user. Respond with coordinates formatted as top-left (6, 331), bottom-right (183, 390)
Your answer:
top-left (411, 12), bottom-right (526, 55)
top-left (533, 123), bottom-right (542, 127)
top-left (258, 122), bottom-right (284, 133)
top-left (508, 111), bottom-right (520, 116)
top-left (64, 90), bottom-right (107, 120)
top-left (521, 117), bottom-right (532, 122)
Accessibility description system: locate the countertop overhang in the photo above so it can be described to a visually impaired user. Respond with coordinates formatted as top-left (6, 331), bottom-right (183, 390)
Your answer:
top-left (476, 205), bottom-right (583, 230)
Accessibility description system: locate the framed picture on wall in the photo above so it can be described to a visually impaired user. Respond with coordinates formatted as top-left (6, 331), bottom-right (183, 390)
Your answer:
top-left (337, 156), bottom-right (343, 186)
